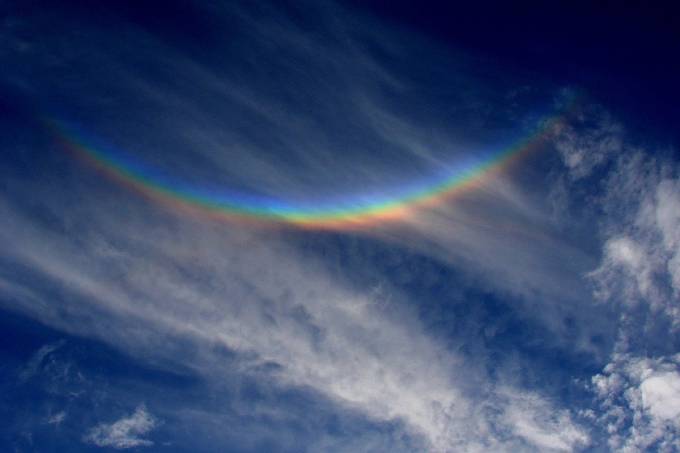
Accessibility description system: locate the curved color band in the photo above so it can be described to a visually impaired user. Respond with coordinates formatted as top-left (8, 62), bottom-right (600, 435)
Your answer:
top-left (47, 104), bottom-right (570, 230)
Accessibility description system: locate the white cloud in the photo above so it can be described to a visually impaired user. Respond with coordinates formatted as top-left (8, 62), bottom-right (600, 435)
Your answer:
top-left (0, 200), bottom-right (575, 451)
top-left (591, 236), bottom-right (655, 305)
top-left (503, 391), bottom-right (589, 452)
top-left (2, 0), bottom-right (605, 343)
top-left (582, 140), bottom-right (680, 323)
top-left (655, 179), bottom-right (680, 293)
top-left (84, 405), bottom-right (158, 449)
top-left (0, 2), bottom-right (603, 450)
top-left (605, 237), bottom-right (646, 271)
top-left (0, 188), bottom-right (589, 451)
top-left (46, 411), bottom-right (67, 426)
top-left (592, 355), bottom-right (680, 452)
top-left (640, 371), bottom-right (680, 421)
top-left (553, 102), bottom-right (680, 451)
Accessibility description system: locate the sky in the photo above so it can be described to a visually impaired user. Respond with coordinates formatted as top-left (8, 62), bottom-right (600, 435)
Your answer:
top-left (1, 1), bottom-right (679, 452)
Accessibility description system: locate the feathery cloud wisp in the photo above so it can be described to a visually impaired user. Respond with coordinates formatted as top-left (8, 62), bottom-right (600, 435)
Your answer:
top-left (84, 405), bottom-right (158, 450)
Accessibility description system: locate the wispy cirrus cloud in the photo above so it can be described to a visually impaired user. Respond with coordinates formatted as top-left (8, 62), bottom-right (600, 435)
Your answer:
top-left (0, 193), bottom-right (590, 451)
top-left (19, 340), bottom-right (65, 382)
top-left (84, 405), bottom-right (158, 449)
top-left (46, 411), bottom-right (67, 427)
top-left (5, 1), bottom-right (670, 451)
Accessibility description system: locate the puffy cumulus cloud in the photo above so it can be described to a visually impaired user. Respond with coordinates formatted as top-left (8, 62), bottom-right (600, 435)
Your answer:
top-left (84, 404), bottom-right (158, 449)
top-left (592, 354), bottom-right (680, 452)
top-left (641, 372), bottom-right (680, 421)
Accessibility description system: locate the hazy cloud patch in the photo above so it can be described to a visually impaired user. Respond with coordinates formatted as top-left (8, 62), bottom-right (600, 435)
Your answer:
top-left (84, 405), bottom-right (158, 450)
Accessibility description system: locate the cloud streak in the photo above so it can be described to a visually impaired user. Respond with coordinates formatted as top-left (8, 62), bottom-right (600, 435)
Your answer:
top-left (84, 405), bottom-right (158, 449)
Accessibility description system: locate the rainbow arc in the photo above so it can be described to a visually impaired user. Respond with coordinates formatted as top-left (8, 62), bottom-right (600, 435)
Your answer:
top-left (47, 109), bottom-right (568, 230)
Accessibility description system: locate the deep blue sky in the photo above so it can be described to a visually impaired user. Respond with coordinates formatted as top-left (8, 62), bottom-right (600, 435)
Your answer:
top-left (1, 1), bottom-right (680, 452)
top-left (352, 1), bottom-right (680, 144)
